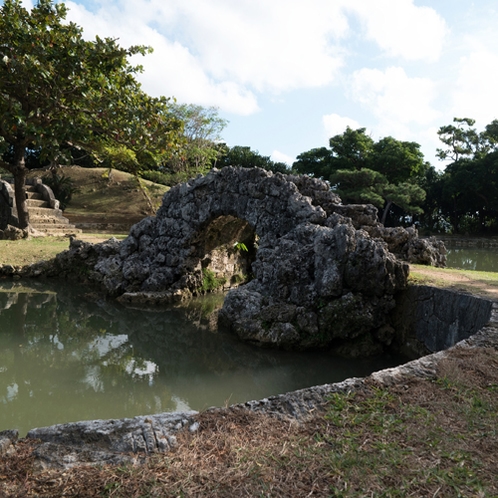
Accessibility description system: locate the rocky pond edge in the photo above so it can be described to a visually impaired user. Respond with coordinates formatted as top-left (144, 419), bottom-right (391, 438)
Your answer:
top-left (1, 288), bottom-right (497, 471)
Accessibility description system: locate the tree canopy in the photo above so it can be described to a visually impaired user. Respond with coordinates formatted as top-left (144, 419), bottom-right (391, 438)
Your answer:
top-left (425, 118), bottom-right (498, 234)
top-left (293, 127), bottom-right (428, 225)
top-left (0, 0), bottom-right (183, 228)
top-left (162, 103), bottom-right (227, 174)
top-left (218, 145), bottom-right (289, 174)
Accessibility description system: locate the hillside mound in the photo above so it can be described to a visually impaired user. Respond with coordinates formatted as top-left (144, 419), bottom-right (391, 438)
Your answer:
top-left (28, 166), bottom-right (169, 231)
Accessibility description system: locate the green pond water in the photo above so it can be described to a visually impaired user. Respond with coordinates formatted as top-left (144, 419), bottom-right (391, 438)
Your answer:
top-left (446, 247), bottom-right (498, 272)
top-left (0, 281), bottom-right (407, 436)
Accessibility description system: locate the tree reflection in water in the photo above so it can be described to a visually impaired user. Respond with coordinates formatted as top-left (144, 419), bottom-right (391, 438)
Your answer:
top-left (0, 281), bottom-right (406, 436)
top-left (446, 247), bottom-right (498, 272)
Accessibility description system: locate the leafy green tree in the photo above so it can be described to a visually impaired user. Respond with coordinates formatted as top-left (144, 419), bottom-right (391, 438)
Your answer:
top-left (218, 145), bottom-right (289, 173)
top-left (0, 0), bottom-right (182, 229)
top-left (328, 127), bottom-right (374, 172)
top-left (294, 127), bottom-right (428, 226)
top-left (329, 168), bottom-right (386, 207)
top-left (436, 117), bottom-right (489, 161)
top-left (293, 127), bottom-right (374, 179)
top-left (291, 147), bottom-right (332, 179)
top-left (371, 136), bottom-right (427, 183)
top-left (432, 118), bottom-right (498, 234)
top-left (165, 103), bottom-right (227, 173)
top-left (417, 166), bottom-right (448, 233)
top-left (438, 153), bottom-right (498, 234)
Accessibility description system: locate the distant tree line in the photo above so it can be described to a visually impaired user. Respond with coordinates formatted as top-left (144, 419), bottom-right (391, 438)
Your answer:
top-left (292, 118), bottom-right (498, 235)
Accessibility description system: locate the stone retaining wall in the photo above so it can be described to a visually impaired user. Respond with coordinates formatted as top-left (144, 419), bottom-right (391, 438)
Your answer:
top-left (390, 285), bottom-right (494, 358)
top-left (438, 236), bottom-right (498, 248)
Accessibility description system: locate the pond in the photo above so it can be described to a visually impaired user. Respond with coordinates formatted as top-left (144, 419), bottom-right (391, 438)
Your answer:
top-left (0, 281), bottom-right (407, 436)
top-left (446, 247), bottom-right (498, 272)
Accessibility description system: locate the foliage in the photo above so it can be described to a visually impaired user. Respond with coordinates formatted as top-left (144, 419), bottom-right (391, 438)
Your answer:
top-left (329, 168), bottom-right (386, 207)
top-left (428, 118), bottom-right (498, 234)
top-left (199, 268), bottom-right (227, 293)
top-left (42, 171), bottom-right (79, 210)
top-left (436, 117), bottom-right (498, 162)
top-left (0, 0), bottom-right (183, 228)
top-left (233, 241), bottom-right (248, 252)
top-left (218, 145), bottom-right (289, 174)
top-left (294, 127), bottom-right (428, 226)
top-left (163, 103), bottom-right (227, 173)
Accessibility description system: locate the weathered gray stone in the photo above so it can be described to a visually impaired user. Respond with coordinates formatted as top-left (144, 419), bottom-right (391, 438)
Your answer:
top-left (0, 224), bottom-right (28, 240)
top-left (0, 430), bottom-right (18, 456)
top-left (391, 285), bottom-right (494, 357)
top-left (26, 412), bottom-right (196, 470)
top-left (16, 167), bottom-right (445, 351)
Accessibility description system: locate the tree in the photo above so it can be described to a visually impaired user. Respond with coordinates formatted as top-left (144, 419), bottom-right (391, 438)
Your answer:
top-left (371, 136), bottom-right (427, 183)
top-left (164, 103), bottom-right (227, 173)
top-left (0, 0), bottom-right (182, 229)
top-left (293, 127), bottom-right (374, 179)
top-left (328, 127), bottom-right (374, 171)
top-left (293, 127), bottom-right (428, 226)
top-left (436, 117), bottom-right (488, 162)
top-left (432, 118), bottom-right (498, 234)
top-left (329, 168), bottom-right (386, 207)
top-left (292, 147), bottom-right (332, 179)
top-left (218, 145), bottom-right (289, 173)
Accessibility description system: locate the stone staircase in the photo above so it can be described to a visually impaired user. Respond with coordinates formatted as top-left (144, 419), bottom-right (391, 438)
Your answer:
top-left (25, 184), bottom-right (82, 235)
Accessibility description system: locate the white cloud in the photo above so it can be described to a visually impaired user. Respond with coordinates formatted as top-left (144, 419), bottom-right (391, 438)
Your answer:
top-left (350, 66), bottom-right (440, 126)
top-left (64, 0), bottom-right (349, 111)
top-left (174, 0), bottom-right (348, 92)
top-left (271, 150), bottom-right (294, 165)
top-left (322, 114), bottom-right (362, 139)
top-left (347, 0), bottom-right (448, 61)
top-left (64, 1), bottom-right (258, 114)
top-left (451, 50), bottom-right (498, 126)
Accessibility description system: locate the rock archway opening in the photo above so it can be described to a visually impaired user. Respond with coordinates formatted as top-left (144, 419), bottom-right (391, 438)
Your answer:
top-left (191, 215), bottom-right (257, 294)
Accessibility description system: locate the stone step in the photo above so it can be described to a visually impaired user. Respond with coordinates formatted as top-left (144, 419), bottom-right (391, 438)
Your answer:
top-left (30, 221), bottom-right (82, 233)
top-left (27, 206), bottom-right (63, 216)
top-left (26, 199), bottom-right (50, 208)
top-left (27, 191), bottom-right (44, 200)
top-left (30, 219), bottom-right (71, 227)
top-left (33, 227), bottom-right (82, 235)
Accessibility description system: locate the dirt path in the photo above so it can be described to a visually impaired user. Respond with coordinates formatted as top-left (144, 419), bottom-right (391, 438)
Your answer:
top-left (409, 264), bottom-right (498, 301)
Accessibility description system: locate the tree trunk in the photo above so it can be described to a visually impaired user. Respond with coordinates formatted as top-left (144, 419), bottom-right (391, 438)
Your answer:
top-left (12, 145), bottom-right (30, 229)
top-left (381, 200), bottom-right (392, 226)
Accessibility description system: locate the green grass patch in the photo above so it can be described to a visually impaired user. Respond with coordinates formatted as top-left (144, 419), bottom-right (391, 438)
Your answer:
top-left (199, 268), bottom-right (227, 293)
top-left (0, 233), bottom-right (127, 267)
top-left (409, 264), bottom-right (498, 299)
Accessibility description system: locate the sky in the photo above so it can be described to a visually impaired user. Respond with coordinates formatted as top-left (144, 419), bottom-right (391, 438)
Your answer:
top-left (20, 0), bottom-right (498, 168)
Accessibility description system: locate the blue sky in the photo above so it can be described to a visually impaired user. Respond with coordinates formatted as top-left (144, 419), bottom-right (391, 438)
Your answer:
top-left (21, 0), bottom-right (498, 168)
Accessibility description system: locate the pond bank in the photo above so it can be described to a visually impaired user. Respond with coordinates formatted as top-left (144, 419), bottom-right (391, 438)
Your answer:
top-left (437, 235), bottom-right (498, 248)
top-left (1, 283), bottom-right (496, 471)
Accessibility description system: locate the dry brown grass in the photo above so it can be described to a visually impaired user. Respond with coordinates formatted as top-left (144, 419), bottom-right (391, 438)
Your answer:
top-left (0, 234), bottom-right (127, 267)
top-left (409, 263), bottom-right (498, 300)
top-left (28, 166), bottom-right (168, 226)
top-left (2, 347), bottom-right (498, 497)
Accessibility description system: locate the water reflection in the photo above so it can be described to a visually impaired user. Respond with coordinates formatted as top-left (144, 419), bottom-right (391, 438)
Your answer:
top-left (446, 248), bottom-right (498, 272)
top-left (0, 281), bottom-right (405, 435)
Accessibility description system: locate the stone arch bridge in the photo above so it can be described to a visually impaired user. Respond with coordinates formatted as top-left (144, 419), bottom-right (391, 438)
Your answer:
top-left (55, 166), bottom-right (445, 355)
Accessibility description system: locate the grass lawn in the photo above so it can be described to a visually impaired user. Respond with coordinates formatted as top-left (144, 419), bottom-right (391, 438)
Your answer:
top-left (409, 263), bottom-right (498, 300)
top-left (0, 233), bottom-right (127, 267)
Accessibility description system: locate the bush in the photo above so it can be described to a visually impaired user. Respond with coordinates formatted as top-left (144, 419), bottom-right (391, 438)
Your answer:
top-left (42, 172), bottom-right (79, 210)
